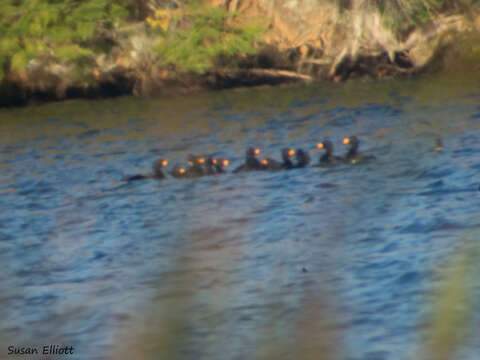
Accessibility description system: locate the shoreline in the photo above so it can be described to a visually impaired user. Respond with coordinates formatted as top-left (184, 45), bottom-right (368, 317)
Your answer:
top-left (1, 2), bottom-right (479, 108)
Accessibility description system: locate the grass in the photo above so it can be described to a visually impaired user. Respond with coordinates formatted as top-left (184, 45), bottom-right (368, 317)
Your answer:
top-left (151, 1), bottom-right (267, 73)
top-left (110, 231), bottom-right (479, 360)
top-left (421, 239), bottom-right (479, 360)
top-left (0, 0), bottom-right (131, 81)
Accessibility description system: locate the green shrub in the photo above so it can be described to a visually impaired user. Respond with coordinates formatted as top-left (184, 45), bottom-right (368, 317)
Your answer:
top-left (0, 0), bottom-right (131, 81)
top-left (154, 2), bottom-right (266, 73)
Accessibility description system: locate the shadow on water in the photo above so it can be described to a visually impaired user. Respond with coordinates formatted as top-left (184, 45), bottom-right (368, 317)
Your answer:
top-left (1, 73), bottom-right (480, 359)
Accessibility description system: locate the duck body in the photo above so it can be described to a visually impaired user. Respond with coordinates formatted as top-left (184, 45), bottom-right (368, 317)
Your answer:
top-left (262, 148), bottom-right (295, 171)
top-left (317, 140), bottom-right (344, 165)
top-left (320, 153), bottom-right (345, 165)
top-left (233, 148), bottom-right (263, 173)
top-left (185, 154), bottom-right (206, 178)
top-left (151, 158), bottom-right (167, 179)
top-left (205, 157), bottom-right (217, 175)
top-left (295, 149), bottom-right (311, 168)
top-left (343, 136), bottom-right (376, 164)
top-left (205, 157), bottom-right (229, 174)
top-left (344, 154), bottom-right (376, 164)
top-left (435, 137), bottom-right (443, 152)
top-left (170, 165), bottom-right (187, 179)
top-left (124, 174), bottom-right (150, 182)
top-left (280, 148), bottom-right (295, 169)
top-left (261, 158), bottom-right (283, 170)
top-left (214, 158), bottom-right (229, 173)
top-left (124, 158), bottom-right (167, 181)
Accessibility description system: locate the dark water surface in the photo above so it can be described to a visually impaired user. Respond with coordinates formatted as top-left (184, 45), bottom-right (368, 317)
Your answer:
top-left (1, 74), bottom-right (480, 360)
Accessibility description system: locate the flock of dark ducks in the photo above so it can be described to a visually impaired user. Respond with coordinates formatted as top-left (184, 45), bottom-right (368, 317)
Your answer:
top-left (124, 136), bottom-right (376, 181)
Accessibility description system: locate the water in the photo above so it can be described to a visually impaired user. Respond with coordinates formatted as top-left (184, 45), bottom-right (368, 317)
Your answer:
top-left (1, 75), bottom-right (480, 360)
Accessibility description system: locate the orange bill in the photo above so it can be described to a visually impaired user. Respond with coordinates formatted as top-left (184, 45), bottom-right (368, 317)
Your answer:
top-left (288, 149), bottom-right (295, 156)
top-left (162, 160), bottom-right (168, 166)
top-left (223, 159), bottom-right (229, 166)
top-left (254, 148), bottom-right (260, 155)
top-left (343, 138), bottom-right (350, 145)
top-left (317, 143), bottom-right (324, 149)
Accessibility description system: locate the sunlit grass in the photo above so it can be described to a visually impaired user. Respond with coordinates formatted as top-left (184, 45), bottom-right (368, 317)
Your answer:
top-left (420, 239), bottom-right (479, 360)
top-left (109, 228), bottom-right (479, 360)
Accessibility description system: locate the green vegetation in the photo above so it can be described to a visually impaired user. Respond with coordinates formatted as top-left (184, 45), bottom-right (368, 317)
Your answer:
top-left (152, 2), bottom-right (266, 73)
top-left (373, 0), bottom-right (480, 33)
top-left (421, 240), bottom-right (479, 360)
top-left (0, 0), bottom-right (131, 81)
top-left (0, 0), bottom-right (267, 81)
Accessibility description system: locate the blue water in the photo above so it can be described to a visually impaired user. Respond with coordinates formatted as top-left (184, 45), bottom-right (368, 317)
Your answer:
top-left (1, 75), bottom-right (480, 360)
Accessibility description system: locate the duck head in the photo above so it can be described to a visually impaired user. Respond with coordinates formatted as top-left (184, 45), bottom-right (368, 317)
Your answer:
top-left (152, 158), bottom-right (168, 177)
